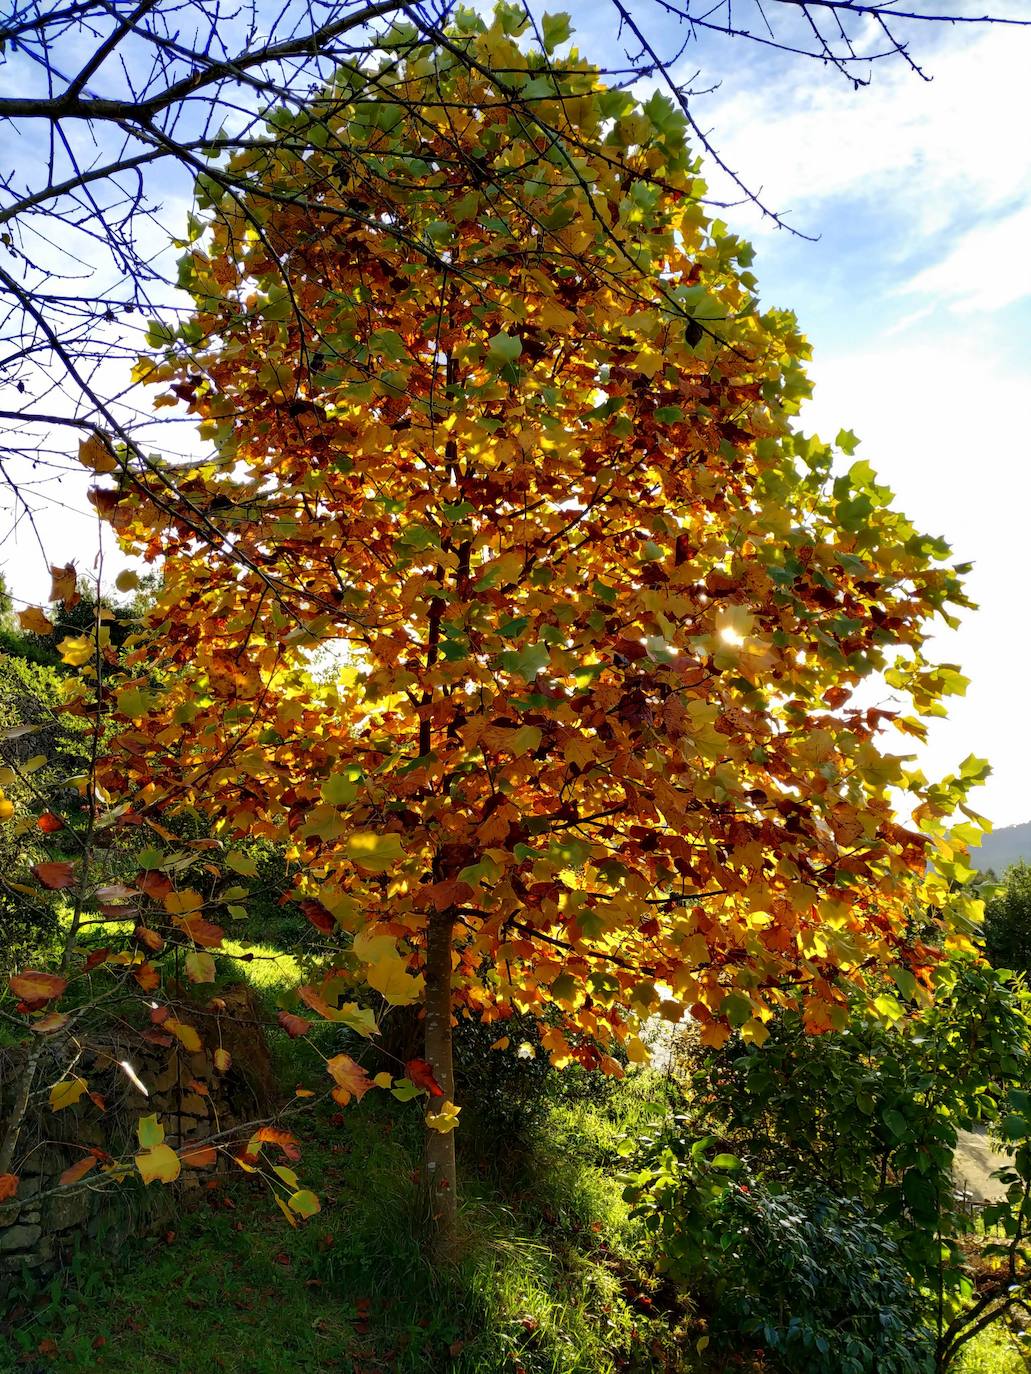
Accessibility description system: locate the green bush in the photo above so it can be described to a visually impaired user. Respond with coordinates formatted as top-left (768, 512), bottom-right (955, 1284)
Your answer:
top-left (706, 1185), bottom-right (933, 1374)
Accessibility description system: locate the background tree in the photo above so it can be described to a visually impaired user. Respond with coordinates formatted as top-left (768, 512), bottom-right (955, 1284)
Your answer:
top-left (33, 9), bottom-right (986, 1255)
top-left (983, 863), bottom-right (1031, 973)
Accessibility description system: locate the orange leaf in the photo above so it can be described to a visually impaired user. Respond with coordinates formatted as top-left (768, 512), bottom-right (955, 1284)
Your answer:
top-left (60, 1156), bottom-right (98, 1186)
top-left (174, 914), bottom-right (224, 948)
top-left (0, 1174), bottom-right (18, 1201)
top-left (181, 1145), bottom-right (217, 1168)
top-left (134, 962), bottom-right (160, 992)
top-left (36, 811), bottom-right (64, 834)
top-left (327, 1054), bottom-right (372, 1105)
top-left (18, 606), bottom-right (54, 636)
top-left (49, 562), bottom-right (79, 605)
top-left (253, 1127), bottom-right (301, 1162)
top-left (9, 970), bottom-right (67, 1002)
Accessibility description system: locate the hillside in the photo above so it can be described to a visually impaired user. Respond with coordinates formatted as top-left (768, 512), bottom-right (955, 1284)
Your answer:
top-left (971, 821), bottom-right (1031, 874)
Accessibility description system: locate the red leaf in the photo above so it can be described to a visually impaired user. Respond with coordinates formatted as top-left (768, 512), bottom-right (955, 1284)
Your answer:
top-left (300, 899), bottom-right (335, 934)
top-left (31, 861), bottom-right (76, 890)
top-left (9, 970), bottom-right (67, 1002)
top-left (36, 812), bottom-right (64, 834)
top-left (277, 1010), bottom-right (312, 1039)
top-left (84, 947), bottom-right (111, 971)
top-left (406, 1058), bottom-right (445, 1097)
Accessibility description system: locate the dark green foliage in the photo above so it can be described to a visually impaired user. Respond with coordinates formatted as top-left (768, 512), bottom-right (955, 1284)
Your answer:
top-left (983, 863), bottom-right (1031, 973)
top-left (0, 651), bottom-right (88, 968)
top-left (625, 957), bottom-right (1031, 1371)
top-left (707, 1186), bottom-right (931, 1374)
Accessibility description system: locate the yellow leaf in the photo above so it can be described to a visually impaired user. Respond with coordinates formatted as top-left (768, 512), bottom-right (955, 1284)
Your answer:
top-left (214, 1047), bottom-right (231, 1072)
top-left (344, 831), bottom-right (405, 872)
top-left (164, 889), bottom-right (204, 916)
top-left (115, 569), bottom-right (140, 592)
top-left (50, 1077), bottom-right (88, 1111)
top-left (626, 1035), bottom-right (649, 1065)
top-left (78, 432), bottom-right (118, 473)
top-left (740, 1017), bottom-right (770, 1047)
top-left (136, 1143), bottom-right (181, 1184)
top-left (425, 1100), bottom-right (461, 1134)
top-left (166, 1019), bottom-right (202, 1053)
top-left (367, 954), bottom-right (424, 1007)
top-left (327, 1053), bottom-right (372, 1104)
top-left (288, 1189), bottom-right (321, 1218)
top-left (18, 607), bottom-right (54, 636)
top-left (58, 635), bottom-right (93, 667)
top-left (275, 1193), bottom-right (299, 1228)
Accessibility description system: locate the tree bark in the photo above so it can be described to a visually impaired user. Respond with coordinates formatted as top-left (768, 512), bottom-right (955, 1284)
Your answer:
top-left (422, 908), bottom-right (457, 1261)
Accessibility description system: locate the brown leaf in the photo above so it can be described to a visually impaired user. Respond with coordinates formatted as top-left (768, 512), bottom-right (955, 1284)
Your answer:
top-left (31, 862), bottom-right (76, 891)
top-left (49, 562), bottom-right (79, 606)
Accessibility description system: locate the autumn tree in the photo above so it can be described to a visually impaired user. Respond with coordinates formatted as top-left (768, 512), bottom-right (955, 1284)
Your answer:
top-left (8, 8), bottom-right (985, 1256)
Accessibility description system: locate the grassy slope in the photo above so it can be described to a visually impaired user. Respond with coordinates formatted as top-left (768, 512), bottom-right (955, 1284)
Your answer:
top-left (2, 1077), bottom-right (697, 1374)
top-left (3, 914), bottom-right (1026, 1373)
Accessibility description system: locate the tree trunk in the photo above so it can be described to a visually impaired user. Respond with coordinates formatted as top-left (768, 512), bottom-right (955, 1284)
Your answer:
top-left (422, 908), bottom-right (457, 1261)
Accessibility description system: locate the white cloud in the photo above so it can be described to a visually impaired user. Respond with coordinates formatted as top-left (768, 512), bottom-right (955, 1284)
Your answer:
top-left (802, 334), bottom-right (1031, 827)
top-left (900, 201), bottom-right (1031, 312)
top-left (692, 24), bottom-right (1031, 241)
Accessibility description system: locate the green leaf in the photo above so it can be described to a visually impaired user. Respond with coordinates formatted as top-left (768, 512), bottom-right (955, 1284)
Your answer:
top-left (321, 774), bottom-right (359, 806)
top-left (288, 1189), bottom-right (321, 1218)
top-left (344, 831), bottom-right (405, 872)
top-left (499, 643), bottom-right (550, 680)
top-left (510, 725), bottom-right (542, 757)
top-left (1003, 1113), bottom-right (1029, 1141)
top-left (710, 1153), bottom-right (741, 1171)
top-left (487, 332), bottom-right (522, 364)
top-left (541, 11), bottom-right (572, 51)
top-left (226, 850), bottom-right (258, 877)
top-left (137, 1113), bottom-right (164, 1149)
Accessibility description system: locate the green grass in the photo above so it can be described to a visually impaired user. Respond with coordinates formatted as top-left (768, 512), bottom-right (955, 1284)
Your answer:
top-left (954, 1324), bottom-right (1030, 1373)
top-left (1, 1081), bottom-right (697, 1374)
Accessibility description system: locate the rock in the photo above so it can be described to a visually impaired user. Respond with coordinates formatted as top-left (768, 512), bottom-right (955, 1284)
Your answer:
top-left (0, 1222), bottom-right (41, 1252)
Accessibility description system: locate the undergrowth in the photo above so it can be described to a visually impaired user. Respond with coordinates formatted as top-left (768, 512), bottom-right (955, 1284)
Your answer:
top-left (1, 1077), bottom-right (698, 1374)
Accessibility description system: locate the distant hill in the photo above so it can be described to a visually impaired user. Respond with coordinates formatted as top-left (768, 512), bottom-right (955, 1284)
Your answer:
top-left (970, 821), bottom-right (1031, 875)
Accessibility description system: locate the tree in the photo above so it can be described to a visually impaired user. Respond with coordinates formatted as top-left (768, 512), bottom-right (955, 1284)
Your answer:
top-left (2, 0), bottom-right (1028, 573)
top-left (14, 8), bottom-right (982, 1256)
top-left (982, 864), bottom-right (1031, 973)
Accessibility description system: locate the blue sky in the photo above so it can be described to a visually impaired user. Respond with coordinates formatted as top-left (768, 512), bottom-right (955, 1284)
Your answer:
top-left (2, 1), bottom-right (1029, 827)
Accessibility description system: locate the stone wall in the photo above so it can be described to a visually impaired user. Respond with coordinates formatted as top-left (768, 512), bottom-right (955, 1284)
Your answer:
top-left (0, 985), bottom-right (276, 1280)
